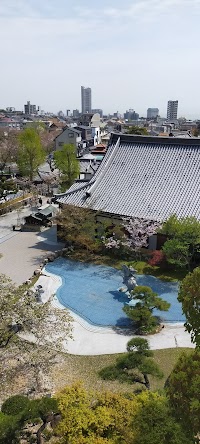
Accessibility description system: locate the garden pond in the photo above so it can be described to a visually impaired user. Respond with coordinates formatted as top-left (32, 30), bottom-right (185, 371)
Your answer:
top-left (45, 258), bottom-right (185, 327)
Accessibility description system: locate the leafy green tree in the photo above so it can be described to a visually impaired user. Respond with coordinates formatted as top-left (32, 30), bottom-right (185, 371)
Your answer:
top-left (132, 391), bottom-right (193, 444)
top-left (17, 128), bottom-right (46, 181)
top-left (54, 144), bottom-right (80, 191)
top-left (56, 204), bottom-right (103, 252)
top-left (128, 126), bottom-right (148, 135)
top-left (160, 214), bottom-right (200, 269)
top-left (99, 338), bottom-right (163, 390)
top-left (0, 412), bottom-right (19, 444)
top-left (123, 286), bottom-right (170, 334)
top-left (162, 239), bottom-right (190, 268)
top-left (166, 350), bottom-right (200, 439)
top-left (178, 267), bottom-right (200, 347)
top-left (0, 396), bottom-right (59, 444)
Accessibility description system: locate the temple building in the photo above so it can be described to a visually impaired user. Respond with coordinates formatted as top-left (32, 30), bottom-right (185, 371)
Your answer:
top-left (56, 133), bottom-right (200, 223)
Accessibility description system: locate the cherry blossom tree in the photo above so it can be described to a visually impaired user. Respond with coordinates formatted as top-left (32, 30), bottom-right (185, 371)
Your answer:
top-left (102, 218), bottom-right (161, 257)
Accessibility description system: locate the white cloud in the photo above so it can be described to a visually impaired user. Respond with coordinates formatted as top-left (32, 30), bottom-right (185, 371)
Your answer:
top-left (103, 0), bottom-right (200, 21)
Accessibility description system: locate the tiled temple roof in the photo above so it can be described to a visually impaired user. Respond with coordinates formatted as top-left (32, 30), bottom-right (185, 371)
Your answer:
top-left (56, 134), bottom-right (200, 221)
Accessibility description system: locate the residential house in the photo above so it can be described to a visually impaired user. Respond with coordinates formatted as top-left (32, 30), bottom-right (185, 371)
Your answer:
top-left (55, 127), bottom-right (82, 153)
top-left (75, 125), bottom-right (93, 144)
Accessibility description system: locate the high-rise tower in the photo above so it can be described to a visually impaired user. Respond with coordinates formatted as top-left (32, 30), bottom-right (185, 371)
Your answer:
top-left (81, 86), bottom-right (92, 114)
top-left (167, 100), bottom-right (178, 121)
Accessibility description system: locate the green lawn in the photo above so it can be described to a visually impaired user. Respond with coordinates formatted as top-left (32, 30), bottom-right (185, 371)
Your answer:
top-left (52, 348), bottom-right (191, 395)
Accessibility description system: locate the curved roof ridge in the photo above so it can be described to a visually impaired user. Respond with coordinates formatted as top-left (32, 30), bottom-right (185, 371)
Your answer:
top-left (56, 181), bottom-right (93, 198)
top-left (86, 137), bottom-right (120, 197)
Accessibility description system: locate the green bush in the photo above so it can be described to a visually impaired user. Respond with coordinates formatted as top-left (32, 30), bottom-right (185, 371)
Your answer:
top-left (1, 395), bottom-right (30, 416)
top-left (0, 412), bottom-right (19, 444)
top-left (21, 397), bottom-right (58, 422)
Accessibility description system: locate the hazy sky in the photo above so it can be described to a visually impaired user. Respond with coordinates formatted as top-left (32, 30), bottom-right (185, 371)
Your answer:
top-left (0, 0), bottom-right (200, 117)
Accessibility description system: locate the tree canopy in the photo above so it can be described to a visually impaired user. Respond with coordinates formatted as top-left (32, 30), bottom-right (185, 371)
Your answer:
top-left (56, 204), bottom-right (101, 252)
top-left (161, 214), bottom-right (200, 269)
top-left (56, 382), bottom-right (137, 444)
top-left (128, 126), bottom-right (148, 135)
top-left (131, 391), bottom-right (192, 444)
top-left (166, 350), bottom-right (200, 439)
top-left (53, 143), bottom-right (80, 190)
top-left (178, 267), bottom-right (200, 347)
top-left (55, 383), bottom-right (190, 444)
top-left (17, 127), bottom-right (46, 181)
top-left (0, 382), bottom-right (192, 444)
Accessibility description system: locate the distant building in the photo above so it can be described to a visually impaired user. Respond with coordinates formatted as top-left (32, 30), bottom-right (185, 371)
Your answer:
top-left (66, 109), bottom-right (71, 117)
top-left (167, 100), bottom-right (178, 121)
top-left (58, 110), bottom-right (65, 118)
top-left (79, 112), bottom-right (101, 128)
top-left (92, 109), bottom-right (103, 118)
top-left (124, 109), bottom-right (139, 121)
top-left (24, 101), bottom-right (37, 115)
top-left (147, 108), bottom-right (159, 119)
top-left (73, 109), bottom-right (80, 118)
top-left (6, 107), bottom-right (15, 112)
top-left (81, 86), bottom-right (92, 114)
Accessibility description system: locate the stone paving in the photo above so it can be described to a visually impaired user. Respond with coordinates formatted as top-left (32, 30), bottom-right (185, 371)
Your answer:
top-left (0, 201), bottom-right (63, 285)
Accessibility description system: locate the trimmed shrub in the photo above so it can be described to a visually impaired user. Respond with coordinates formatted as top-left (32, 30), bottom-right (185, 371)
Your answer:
top-left (148, 250), bottom-right (166, 266)
top-left (1, 395), bottom-right (30, 416)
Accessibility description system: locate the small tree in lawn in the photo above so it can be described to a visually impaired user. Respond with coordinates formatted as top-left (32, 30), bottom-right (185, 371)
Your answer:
top-left (99, 338), bottom-right (163, 390)
top-left (53, 144), bottom-right (80, 191)
top-left (123, 285), bottom-right (170, 334)
top-left (17, 128), bottom-right (46, 181)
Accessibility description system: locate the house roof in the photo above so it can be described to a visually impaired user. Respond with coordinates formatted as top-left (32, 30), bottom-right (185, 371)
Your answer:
top-left (79, 159), bottom-right (99, 174)
top-left (54, 126), bottom-right (81, 140)
top-left (76, 125), bottom-right (92, 130)
top-left (56, 133), bottom-right (200, 221)
top-left (37, 204), bottom-right (56, 216)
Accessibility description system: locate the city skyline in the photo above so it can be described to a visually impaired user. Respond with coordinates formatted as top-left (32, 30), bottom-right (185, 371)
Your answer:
top-left (1, 0), bottom-right (200, 118)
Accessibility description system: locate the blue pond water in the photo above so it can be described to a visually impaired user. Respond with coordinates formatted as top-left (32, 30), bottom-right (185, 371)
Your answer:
top-left (45, 258), bottom-right (185, 327)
